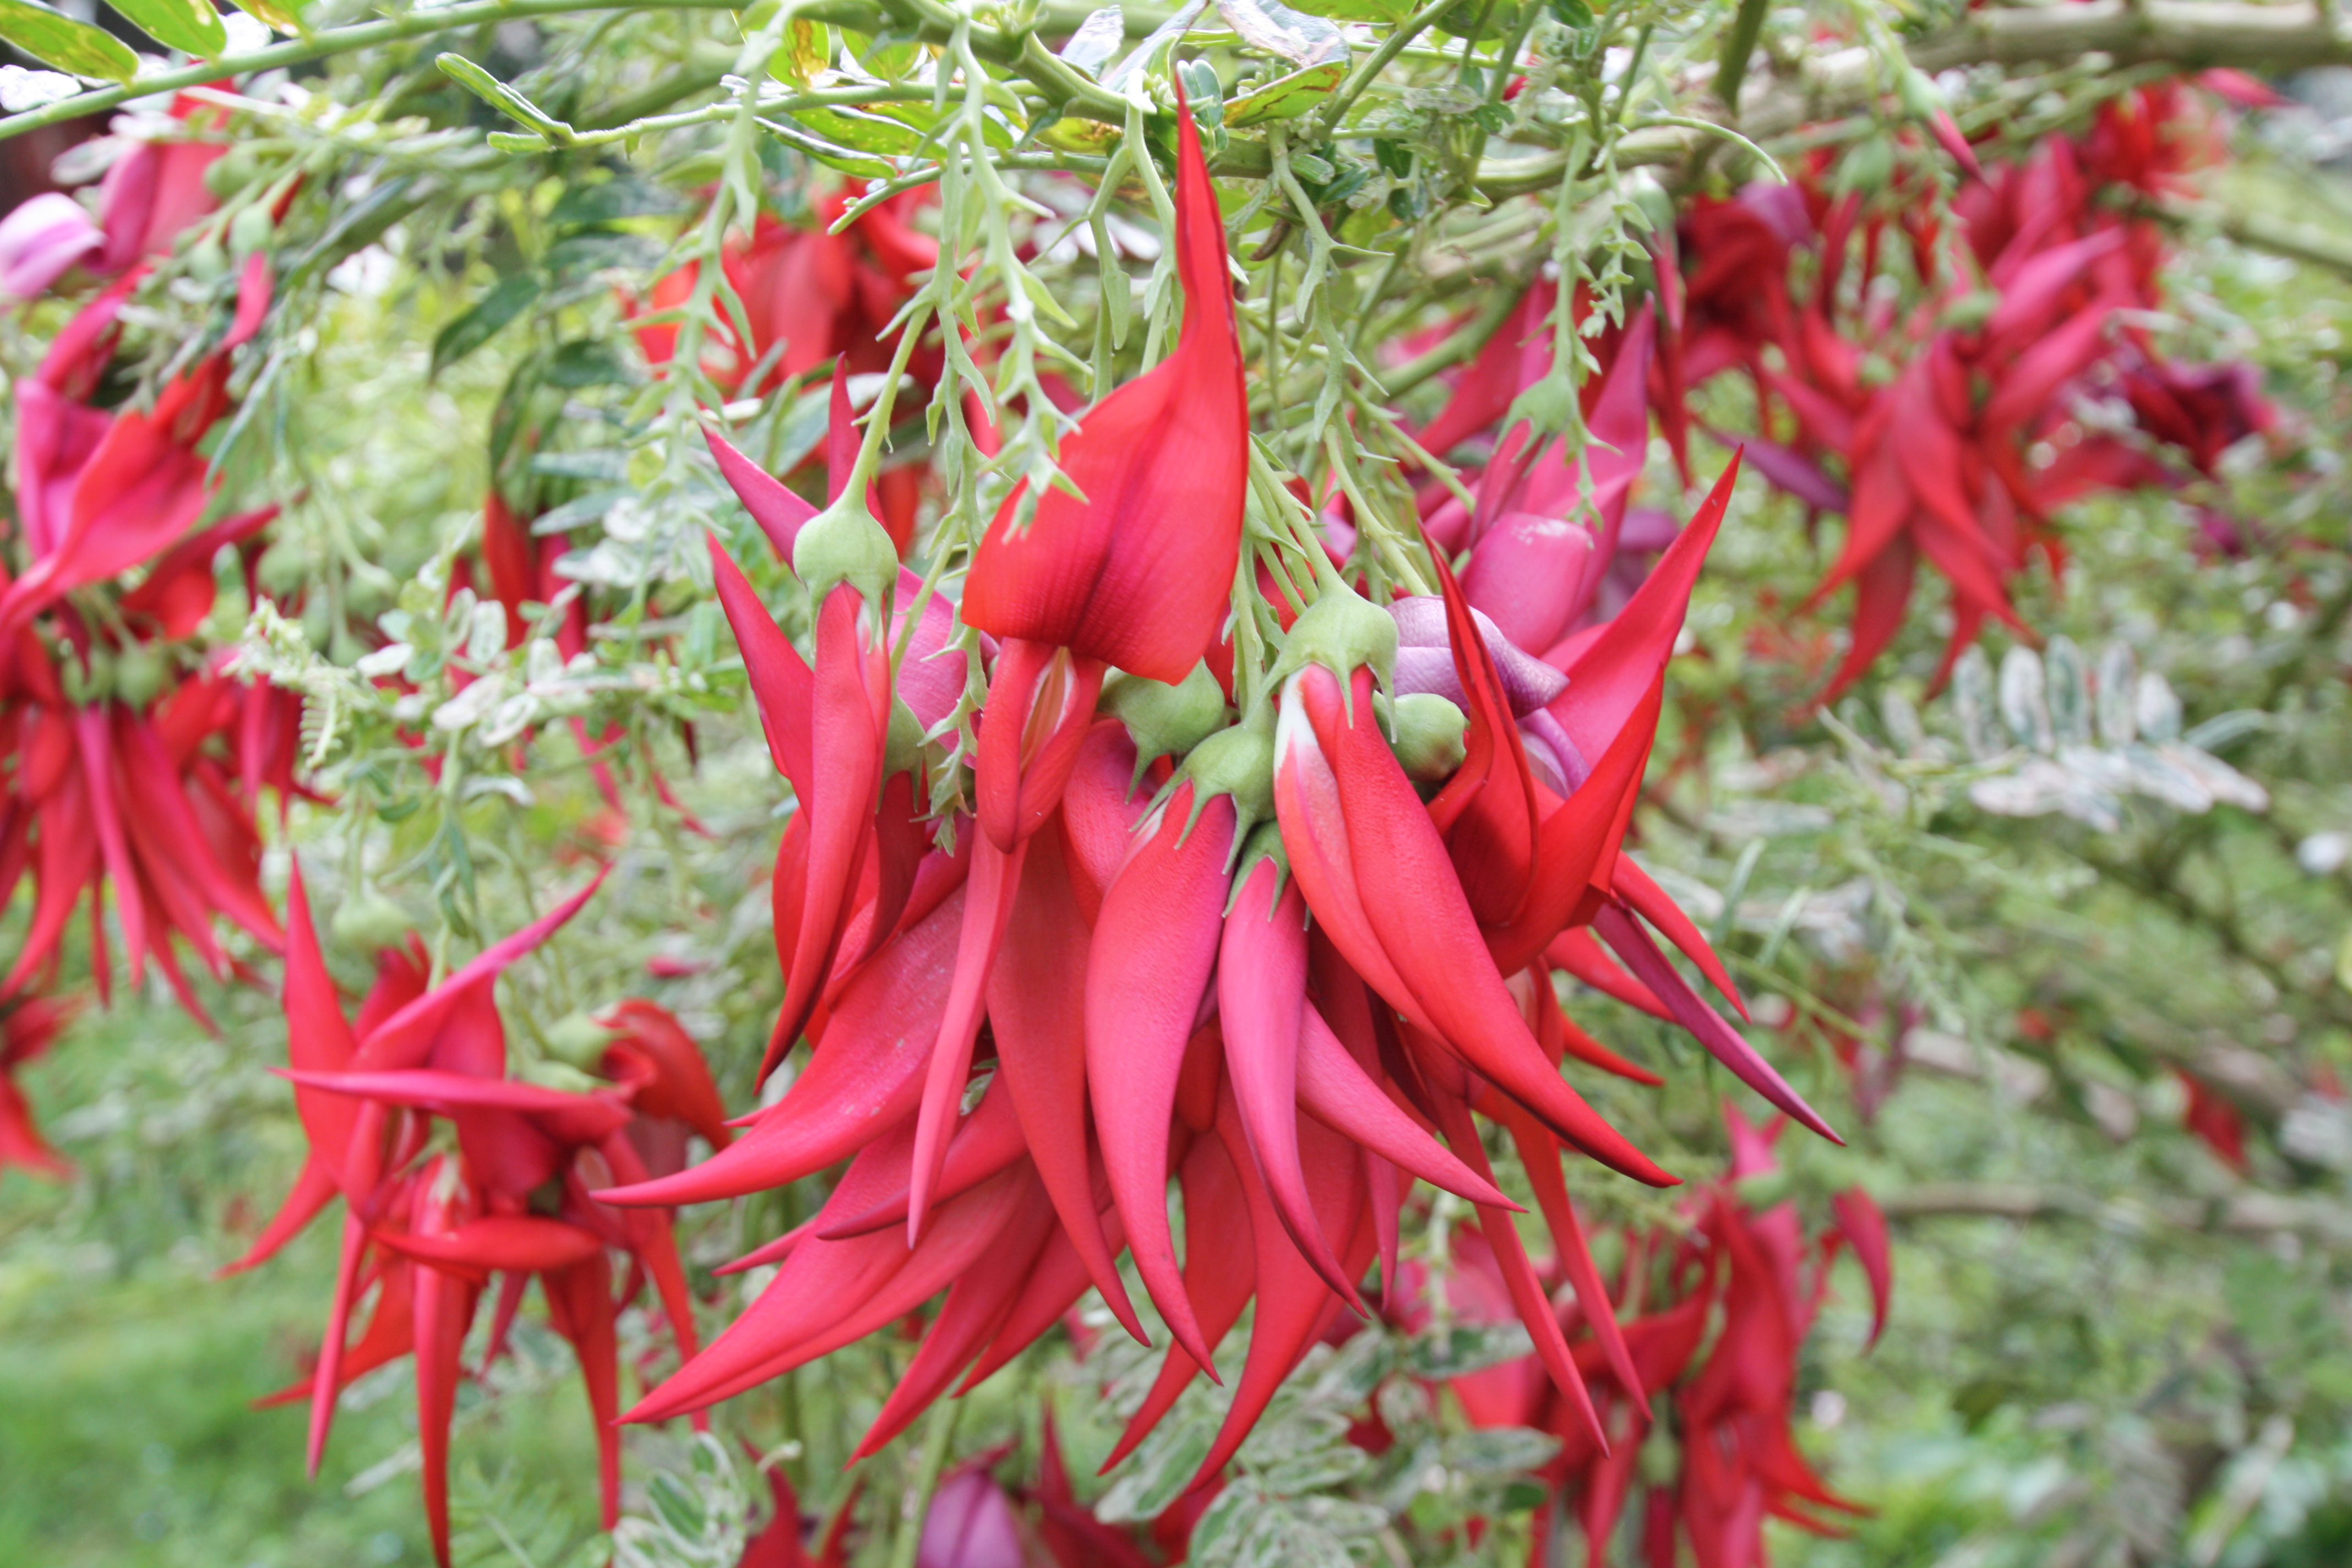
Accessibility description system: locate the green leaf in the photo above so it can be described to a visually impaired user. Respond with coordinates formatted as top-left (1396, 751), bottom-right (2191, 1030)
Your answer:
top-left (1059, 5), bottom-right (1126, 75)
top-left (437, 52), bottom-right (575, 142)
top-left (226, 0), bottom-right (301, 32)
top-left (0, 0), bottom-right (138, 81)
top-left (790, 102), bottom-right (929, 156)
top-left (1401, 1321), bottom-right (1533, 1377)
top-left (1226, 61), bottom-right (1344, 127)
top-left (1441, 1426), bottom-right (1560, 1476)
top-left (546, 338), bottom-right (634, 388)
top-left (107, 0), bottom-right (224, 57)
top-left (1215, 0), bottom-right (1347, 65)
top-left (1272, 0), bottom-right (1406, 24)
top-left (549, 177), bottom-right (687, 227)
top-left (545, 228), bottom-right (663, 281)
top-left (432, 273), bottom-right (542, 377)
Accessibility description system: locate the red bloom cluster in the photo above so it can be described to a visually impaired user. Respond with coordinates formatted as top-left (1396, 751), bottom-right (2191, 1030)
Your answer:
top-left (1417, 1108), bottom-right (1888, 1568)
top-left (2, 134), bottom-right (289, 1049)
top-left (634, 186), bottom-right (935, 397)
top-left (596, 96), bottom-right (1836, 1509)
top-left (0, 97), bottom-right (229, 300)
top-left (1667, 82), bottom-right (2277, 697)
top-left (236, 871), bottom-right (729, 1566)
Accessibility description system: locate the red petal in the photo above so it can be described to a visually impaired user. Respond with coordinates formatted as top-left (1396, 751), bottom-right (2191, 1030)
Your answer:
top-left (1086, 784), bottom-right (1234, 1371)
top-left (961, 107), bottom-right (1245, 680)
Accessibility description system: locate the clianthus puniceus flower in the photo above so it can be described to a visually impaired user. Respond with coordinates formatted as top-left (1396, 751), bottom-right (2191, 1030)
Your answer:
top-left (1403, 1106), bottom-right (1890, 1568)
top-left (590, 90), bottom-right (1841, 1499)
top-left (1653, 78), bottom-right (2278, 698)
top-left (2, 230), bottom-right (287, 1021)
top-left (237, 868), bottom-right (732, 1567)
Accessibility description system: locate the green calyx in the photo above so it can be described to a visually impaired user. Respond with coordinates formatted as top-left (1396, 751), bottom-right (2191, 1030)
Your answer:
top-left (1177, 700), bottom-right (1277, 845)
top-left (1104, 660), bottom-right (1232, 775)
top-left (1224, 819), bottom-right (1294, 912)
top-left (884, 696), bottom-right (927, 780)
top-left (791, 493), bottom-right (900, 607)
top-left (1390, 691), bottom-right (1468, 782)
top-left (113, 645), bottom-right (168, 710)
top-left (543, 1009), bottom-right (621, 1070)
top-left (1269, 582), bottom-right (1398, 696)
top-left (330, 890), bottom-right (412, 955)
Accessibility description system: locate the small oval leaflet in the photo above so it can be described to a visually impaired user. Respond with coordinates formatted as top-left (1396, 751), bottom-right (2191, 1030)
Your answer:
top-left (1059, 4), bottom-right (1126, 75)
top-left (0, 0), bottom-right (138, 83)
top-left (1228, 61), bottom-right (1347, 127)
top-left (1216, 0), bottom-right (1349, 66)
top-left (108, 0), bottom-right (226, 58)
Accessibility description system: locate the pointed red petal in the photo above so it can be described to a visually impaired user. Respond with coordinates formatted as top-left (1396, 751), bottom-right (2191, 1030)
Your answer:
top-left (1086, 785), bottom-right (1234, 1371)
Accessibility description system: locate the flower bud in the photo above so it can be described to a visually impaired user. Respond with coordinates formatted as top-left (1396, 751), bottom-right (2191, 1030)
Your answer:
top-left (884, 695), bottom-right (927, 779)
top-left (791, 492), bottom-right (899, 607)
top-left (1270, 582), bottom-right (1398, 693)
top-left (1834, 133), bottom-right (1897, 195)
top-left (331, 890), bottom-right (411, 954)
top-left (227, 203), bottom-right (273, 260)
top-left (1103, 660), bottom-right (1229, 767)
top-left (1389, 691), bottom-right (1467, 781)
top-left (1178, 700), bottom-right (1276, 838)
top-left (1939, 288), bottom-right (2000, 331)
top-left (185, 235), bottom-right (228, 284)
top-left (544, 1009), bottom-right (620, 1069)
top-left (62, 645), bottom-right (113, 705)
top-left (113, 644), bottom-right (167, 709)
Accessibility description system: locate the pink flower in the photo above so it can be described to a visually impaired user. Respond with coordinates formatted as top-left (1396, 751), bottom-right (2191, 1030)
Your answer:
top-left (0, 193), bottom-right (101, 299)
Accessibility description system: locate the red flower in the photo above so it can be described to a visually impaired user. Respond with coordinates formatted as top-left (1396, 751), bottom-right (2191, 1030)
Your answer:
top-left (635, 188), bottom-right (934, 395)
top-left (961, 88), bottom-right (1248, 688)
top-left (236, 867), bottom-right (730, 1566)
top-left (0, 989), bottom-right (77, 1179)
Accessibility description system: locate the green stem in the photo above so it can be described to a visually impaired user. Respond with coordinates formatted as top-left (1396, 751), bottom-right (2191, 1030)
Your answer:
top-left (884, 1398), bottom-right (962, 1568)
top-left (1312, 0), bottom-right (1458, 139)
top-left (0, 0), bottom-right (777, 142)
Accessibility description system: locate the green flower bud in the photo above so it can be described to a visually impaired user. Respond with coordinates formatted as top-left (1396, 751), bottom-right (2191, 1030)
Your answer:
top-left (256, 538), bottom-right (309, 598)
top-left (792, 493), bottom-right (899, 608)
top-left (1940, 288), bottom-right (2001, 332)
top-left (1894, 64), bottom-right (1946, 122)
top-left (1390, 691), bottom-right (1467, 781)
top-left (1103, 660), bottom-right (1230, 768)
top-left (543, 1009), bottom-right (620, 1070)
top-left (516, 1057), bottom-right (607, 1095)
top-left (185, 235), bottom-right (228, 284)
top-left (1732, 1167), bottom-right (1793, 1212)
top-left (227, 203), bottom-right (274, 261)
top-left (884, 696), bottom-right (927, 780)
top-left (1835, 133), bottom-right (1897, 196)
top-left (330, 890), bottom-right (411, 955)
top-left (1638, 1419), bottom-right (1680, 1488)
top-left (1270, 583), bottom-right (1398, 694)
top-left (1178, 700), bottom-right (1276, 840)
top-left (113, 644), bottom-right (168, 710)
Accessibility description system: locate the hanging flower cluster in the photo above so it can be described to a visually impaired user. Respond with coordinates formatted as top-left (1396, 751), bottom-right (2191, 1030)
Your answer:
top-left (233, 870), bottom-right (733, 1565)
top-left (1667, 79), bottom-right (2280, 698)
top-left (1409, 1106), bottom-right (1888, 1568)
top-left (0, 107), bottom-right (295, 1166)
top-left (633, 186), bottom-right (938, 399)
top-left (585, 101), bottom-right (1841, 1513)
